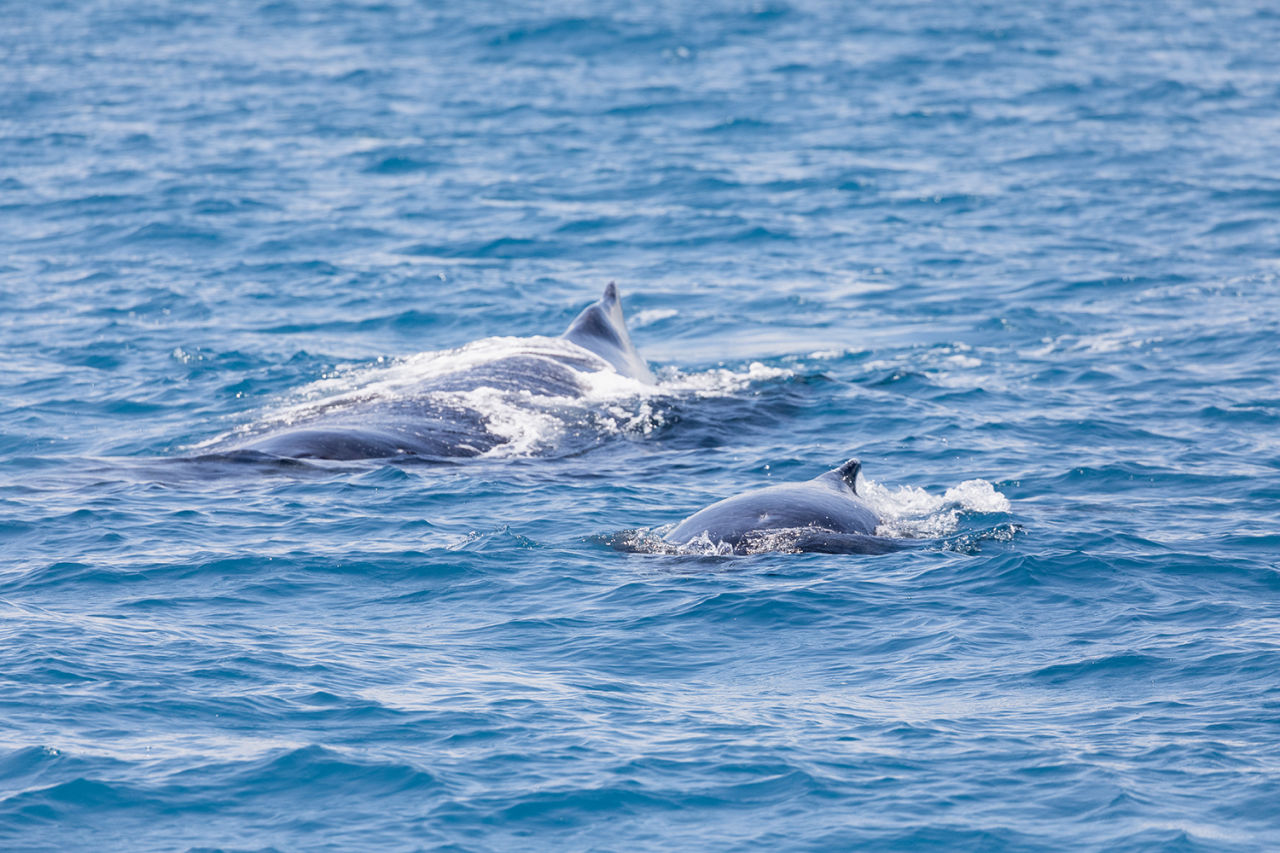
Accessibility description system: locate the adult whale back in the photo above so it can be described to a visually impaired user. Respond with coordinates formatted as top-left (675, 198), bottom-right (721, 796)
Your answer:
top-left (234, 283), bottom-right (654, 461)
top-left (663, 459), bottom-right (903, 554)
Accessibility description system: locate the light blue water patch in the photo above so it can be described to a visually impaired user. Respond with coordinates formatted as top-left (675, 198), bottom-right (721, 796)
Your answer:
top-left (3, 1), bottom-right (1280, 850)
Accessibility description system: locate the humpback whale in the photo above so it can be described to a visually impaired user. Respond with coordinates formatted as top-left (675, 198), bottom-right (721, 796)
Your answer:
top-left (663, 459), bottom-right (903, 554)
top-left (237, 283), bottom-right (653, 460)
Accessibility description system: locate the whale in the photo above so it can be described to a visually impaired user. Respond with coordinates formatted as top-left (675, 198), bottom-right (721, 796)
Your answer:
top-left (562, 282), bottom-right (654, 384)
top-left (235, 283), bottom-right (653, 460)
top-left (662, 459), bottom-right (904, 554)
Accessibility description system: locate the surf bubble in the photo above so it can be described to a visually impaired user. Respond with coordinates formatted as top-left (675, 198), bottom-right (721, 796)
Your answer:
top-left (596, 527), bottom-right (682, 555)
top-left (674, 530), bottom-right (739, 556)
top-left (629, 308), bottom-right (678, 328)
top-left (862, 476), bottom-right (1011, 539)
top-left (264, 337), bottom-right (797, 426)
top-left (447, 388), bottom-right (563, 459)
top-left (216, 334), bottom-right (805, 457)
top-left (657, 361), bottom-right (795, 397)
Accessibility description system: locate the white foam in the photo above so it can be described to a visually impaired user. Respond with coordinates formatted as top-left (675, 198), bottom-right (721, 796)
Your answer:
top-left (216, 334), bottom-right (808, 456)
top-left (667, 529), bottom-right (736, 557)
top-left (862, 476), bottom-right (1011, 539)
top-left (260, 334), bottom-right (797, 424)
top-left (629, 308), bottom-right (678, 328)
top-left (656, 361), bottom-right (795, 397)
top-left (606, 474), bottom-right (1013, 556)
top-left (454, 387), bottom-right (565, 458)
top-left (248, 336), bottom-right (613, 429)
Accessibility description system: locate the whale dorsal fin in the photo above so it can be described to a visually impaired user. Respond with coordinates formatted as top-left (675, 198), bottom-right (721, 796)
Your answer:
top-left (562, 282), bottom-right (655, 383)
top-left (827, 458), bottom-right (862, 494)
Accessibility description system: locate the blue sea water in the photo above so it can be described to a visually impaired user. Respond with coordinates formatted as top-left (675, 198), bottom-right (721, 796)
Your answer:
top-left (3, 0), bottom-right (1280, 849)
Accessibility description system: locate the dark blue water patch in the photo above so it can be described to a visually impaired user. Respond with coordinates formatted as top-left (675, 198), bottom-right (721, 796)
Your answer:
top-left (479, 15), bottom-right (670, 59)
top-left (189, 196), bottom-right (278, 216)
top-left (400, 236), bottom-right (554, 260)
top-left (249, 226), bottom-right (393, 253)
top-left (356, 145), bottom-right (447, 175)
top-left (122, 222), bottom-right (224, 246)
top-left (187, 744), bottom-right (438, 799)
top-left (0, 776), bottom-right (149, 823)
top-left (1030, 652), bottom-right (1167, 686)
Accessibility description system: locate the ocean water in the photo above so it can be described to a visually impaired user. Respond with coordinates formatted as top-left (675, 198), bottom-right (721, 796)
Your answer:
top-left (3, 0), bottom-right (1280, 849)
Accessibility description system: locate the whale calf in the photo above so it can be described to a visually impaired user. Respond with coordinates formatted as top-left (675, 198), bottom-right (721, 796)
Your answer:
top-left (235, 283), bottom-right (653, 460)
top-left (663, 459), bottom-right (903, 554)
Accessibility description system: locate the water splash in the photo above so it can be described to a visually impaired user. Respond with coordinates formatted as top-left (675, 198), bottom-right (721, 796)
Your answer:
top-left (863, 477), bottom-right (1012, 539)
top-left (606, 476), bottom-right (1013, 555)
top-left (203, 338), bottom-right (802, 459)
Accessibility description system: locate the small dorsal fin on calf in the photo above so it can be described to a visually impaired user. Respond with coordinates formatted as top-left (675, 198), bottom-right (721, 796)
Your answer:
top-left (832, 458), bottom-right (862, 493)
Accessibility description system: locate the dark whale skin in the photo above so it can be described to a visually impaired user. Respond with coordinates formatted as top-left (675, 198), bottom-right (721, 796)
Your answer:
top-left (663, 459), bottom-right (884, 551)
top-left (237, 283), bottom-right (650, 460)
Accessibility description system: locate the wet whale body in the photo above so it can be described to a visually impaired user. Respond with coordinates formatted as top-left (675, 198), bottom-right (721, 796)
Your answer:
top-left (237, 283), bottom-right (653, 460)
top-left (663, 459), bottom-right (905, 554)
